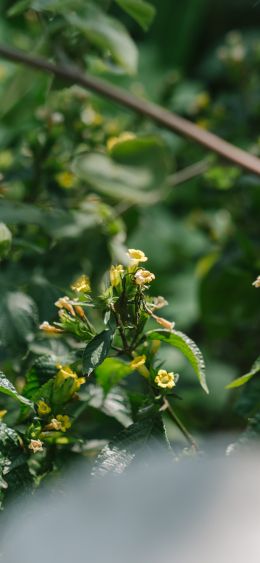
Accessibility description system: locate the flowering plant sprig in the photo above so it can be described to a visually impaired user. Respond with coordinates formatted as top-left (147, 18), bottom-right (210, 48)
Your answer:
top-left (0, 249), bottom-right (207, 507)
top-left (37, 249), bottom-right (207, 444)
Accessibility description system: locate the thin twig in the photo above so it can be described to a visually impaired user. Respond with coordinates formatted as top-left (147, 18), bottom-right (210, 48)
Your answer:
top-left (163, 398), bottom-right (198, 451)
top-left (167, 158), bottom-right (210, 187)
top-left (0, 43), bottom-right (260, 175)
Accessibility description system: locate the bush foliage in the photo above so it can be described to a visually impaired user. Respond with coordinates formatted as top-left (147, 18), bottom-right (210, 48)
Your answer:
top-left (0, 0), bottom-right (259, 508)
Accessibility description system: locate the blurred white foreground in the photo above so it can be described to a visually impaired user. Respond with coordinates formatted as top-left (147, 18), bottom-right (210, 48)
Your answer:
top-left (1, 442), bottom-right (260, 563)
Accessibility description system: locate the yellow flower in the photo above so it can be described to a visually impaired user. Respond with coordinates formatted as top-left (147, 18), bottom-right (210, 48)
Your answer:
top-left (127, 248), bottom-right (148, 264)
top-left (155, 369), bottom-right (176, 390)
top-left (56, 414), bottom-right (71, 432)
top-left (55, 296), bottom-right (75, 316)
top-left (0, 150), bottom-right (14, 170)
top-left (130, 355), bottom-right (149, 378)
top-left (253, 276), bottom-right (260, 288)
top-left (71, 274), bottom-right (91, 293)
top-left (195, 91), bottom-right (210, 110)
top-left (153, 315), bottom-right (175, 331)
top-left (130, 355), bottom-right (146, 369)
top-left (134, 269), bottom-right (155, 286)
top-left (0, 410), bottom-right (7, 419)
top-left (150, 296), bottom-right (168, 310)
top-left (45, 418), bottom-right (62, 431)
top-left (56, 365), bottom-right (78, 385)
top-left (110, 264), bottom-right (124, 287)
top-left (74, 304), bottom-right (86, 318)
top-left (56, 171), bottom-right (76, 189)
top-left (29, 439), bottom-right (44, 453)
top-left (107, 132), bottom-right (135, 151)
top-left (37, 401), bottom-right (51, 416)
top-left (74, 377), bottom-right (86, 391)
top-left (150, 339), bottom-right (161, 355)
top-left (39, 321), bottom-right (63, 334)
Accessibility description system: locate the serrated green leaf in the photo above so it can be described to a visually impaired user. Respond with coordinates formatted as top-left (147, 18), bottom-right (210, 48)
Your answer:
top-left (82, 384), bottom-right (132, 427)
top-left (0, 372), bottom-right (34, 409)
top-left (94, 404), bottom-right (167, 475)
top-left (0, 423), bottom-right (32, 507)
top-left (83, 330), bottom-right (113, 376)
top-left (226, 357), bottom-right (260, 389)
top-left (147, 329), bottom-right (208, 394)
top-left (115, 0), bottom-right (155, 30)
top-left (95, 357), bottom-right (132, 392)
top-left (67, 5), bottom-right (138, 74)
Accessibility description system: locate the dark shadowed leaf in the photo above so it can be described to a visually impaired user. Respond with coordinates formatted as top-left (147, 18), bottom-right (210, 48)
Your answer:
top-left (83, 330), bottom-right (113, 376)
top-left (81, 384), bottom-right (132, 427)
top-left (0, 292), bottom-right (38, 353)
top-left (93, 404), bottom-right (168, 475)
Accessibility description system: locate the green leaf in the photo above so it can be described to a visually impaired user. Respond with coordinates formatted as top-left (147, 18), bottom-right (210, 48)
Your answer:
top-left (83, 330), bottom-right (113, 376)
top-left (31, 0), bottom-right (82, 11)
top-left (23, 356), bottom-right (58, 401)
top-left (96, 357), bottom-right (132, 392)
top-left (226, 357), bottom-right (260, 389)
top-left (82, 384), bottom-right (132, 427)
top-left (147, 329), bottom-right (208, 394)
top-left (28, 379), bottom-right (54, 405)
top-left (0, 372), bottom-right (34, 409)
top-left (72, 136), bottom-right (169, 203)
top-left (7, 0), bottom-right (31, 15)
top-left (67, 4), bottom-right (138, 74)
top-left (94, 404), bottom-right (167, 475)
top-left (115, 0), bottom-right (155, 30)
top-left (0, 201), bottom-right (95, 238)
top-left (0, 291), bottom-right (38, 354)
top-left (0, 223), bottom-right (12, 259)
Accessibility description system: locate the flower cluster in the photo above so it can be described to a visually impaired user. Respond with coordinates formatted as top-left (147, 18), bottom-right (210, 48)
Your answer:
top-left (26, 364), bottom-right (87, 454)
top-left (35, 246), bottom-right (179, 453)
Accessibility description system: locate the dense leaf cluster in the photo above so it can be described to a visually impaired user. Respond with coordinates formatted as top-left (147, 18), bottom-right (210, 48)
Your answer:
top-left (0, 0), bottom-right (259, 508)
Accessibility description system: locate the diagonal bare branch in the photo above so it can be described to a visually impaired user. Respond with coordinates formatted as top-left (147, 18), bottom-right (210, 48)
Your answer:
top-left (0, 43), bottom-right (260, 175)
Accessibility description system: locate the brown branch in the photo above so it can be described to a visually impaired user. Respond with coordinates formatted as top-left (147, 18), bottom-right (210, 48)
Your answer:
top-left (0, 43), bottom-right (260, 175)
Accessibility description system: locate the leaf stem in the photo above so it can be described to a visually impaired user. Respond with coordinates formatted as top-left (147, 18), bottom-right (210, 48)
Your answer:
top-left (163, 398), bottom-right (198, 451)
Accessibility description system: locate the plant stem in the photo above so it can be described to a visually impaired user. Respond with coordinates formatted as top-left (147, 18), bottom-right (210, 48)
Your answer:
top-left (0, 43), bottom-right (259, 174)
top-left (163, 398), bottom-right (198, 451)
top-left (167, 158), bottom-right (210, 187)
top-left (111, 305), bottom-right (130, 353)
